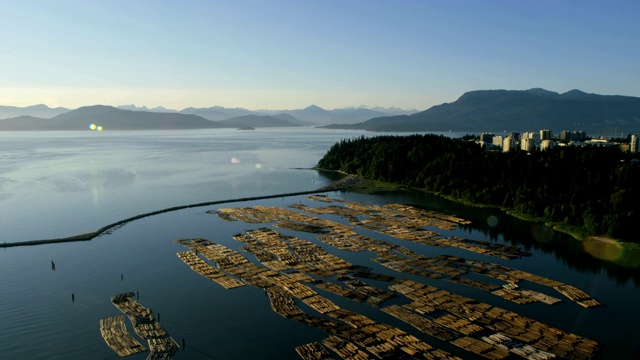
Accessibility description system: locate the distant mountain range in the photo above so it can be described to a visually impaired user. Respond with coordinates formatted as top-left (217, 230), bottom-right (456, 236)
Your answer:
top-left (0, 104), bottom-right (69, 119)
top-left (2, 89), bottom-right (639, 133)
top-left (322, 89), bottom-right (640, 134)
top-left (0, 106), bottom-right (225, 130)
top-left (168, 104), bottom-right (414, 125)
top-left (0, 103), bottom-right (416, 130)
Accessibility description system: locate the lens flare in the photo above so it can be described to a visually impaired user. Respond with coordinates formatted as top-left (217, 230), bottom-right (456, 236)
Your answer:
top-left (486, 215), bottom-right (499, 227)
top-left (89, 124), bottom-right (97, 130)
top-left (255, 163), bottom-right (262, 169)
top-left (581, 237), bottom-right (640, 268)
top-left (230, 157), bottom-right (240, 164)
top-left (583, 236), bottom-right (624, 262)
top-left (530, 224), bottom-right (554, 243)
top-left (97, 126), bottom-right (103, 131)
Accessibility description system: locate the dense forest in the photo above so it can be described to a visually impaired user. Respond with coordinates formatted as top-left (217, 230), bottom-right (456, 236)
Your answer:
top-left (318, 134), bottom-right (640, 242)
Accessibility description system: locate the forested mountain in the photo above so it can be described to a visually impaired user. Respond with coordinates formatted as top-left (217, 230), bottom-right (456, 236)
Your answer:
top-left (318, 135), bottom-right (640, 242)
top-left (271, 113), bottom-right (314, 126)
top-left (322, 89), bottom-right (640, 133)
top-left (0, 116), bottom-right (54, 130)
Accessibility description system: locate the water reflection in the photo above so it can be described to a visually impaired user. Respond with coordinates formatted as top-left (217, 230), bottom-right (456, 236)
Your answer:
top-left (366, 188), bottom-right (640, 285)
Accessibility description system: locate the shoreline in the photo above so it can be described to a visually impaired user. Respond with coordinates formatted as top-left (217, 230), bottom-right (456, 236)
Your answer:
top-left (325, 171), bottom-right (635, 251)
top-left (0, 187), bottom-right (347, 249)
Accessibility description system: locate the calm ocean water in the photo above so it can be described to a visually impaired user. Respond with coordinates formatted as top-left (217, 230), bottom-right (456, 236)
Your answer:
top-left (0, 129), bottom-right (638, 359)
top-left (0, 128), bottom-right (376, 242)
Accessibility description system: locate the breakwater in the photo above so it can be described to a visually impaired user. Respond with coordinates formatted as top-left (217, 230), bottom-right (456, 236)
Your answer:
top-left (0, 187), bottom-right (346, 249)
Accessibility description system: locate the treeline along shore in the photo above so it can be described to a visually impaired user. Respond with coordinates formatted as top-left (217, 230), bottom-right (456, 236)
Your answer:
top-left (317, 134), bottom-right (640, 243)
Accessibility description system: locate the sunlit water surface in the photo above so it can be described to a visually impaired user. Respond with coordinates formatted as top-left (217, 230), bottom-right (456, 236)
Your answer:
top-left (0, 128), bottom-right (374, 242)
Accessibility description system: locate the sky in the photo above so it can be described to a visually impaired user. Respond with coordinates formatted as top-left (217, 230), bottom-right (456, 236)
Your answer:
top-left (0, 0), bottom-right (638, 111)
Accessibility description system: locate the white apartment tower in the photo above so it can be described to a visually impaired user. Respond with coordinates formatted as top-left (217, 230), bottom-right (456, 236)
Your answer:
top-left (503, 137), bottom-right (515, 152)
top-left (521, 137), bottom-right (536, 152)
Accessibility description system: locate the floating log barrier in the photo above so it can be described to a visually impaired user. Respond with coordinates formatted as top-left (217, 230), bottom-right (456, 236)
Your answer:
top-left (322, 335), bottom-right (370, 360)
top-left (107, 293), bottom-right (179, 359)
top-left (381, 305), bottom-right (458, 342)
top-left (484, 271), bottom-right (522, 284)
top-left (147, 337), bottom-right (180, 359)
top-left (345, 279), bottom-right (394, 299)
top-left (520, 290), bottom-right (561, 305)
top-left (433, 314), bottom-right (484, 336)
top-left (553, 284), bottom-right (601, 308)
top-left (170, 200), bottom-right (599, 359)
top-left (176, 251), bottom-right (244, 289)
top-left (481, 332), bottom-right (557, 359)
top-left (111, 295), bottom-right (165, 339)
top-left (478, 268), bottom-right (598, 307)
top-left (451, 336), bottom-right (510, 360)
top-left (99, 315), bottom-right (147, 357)
top-left (448, 276), bottom-right (502, 292)
top-left (316, 282), bottom-right (369, 303)
top-left (302, 295), bottom-right (341, 314)
top-left (352, 271), bottom-right (397, 284)
top-left (326, 309), bottom-right (376, 329)
top-left (173, 229), bottom-right (465, 359)
top-left (266, 286), bottom-right (304, 318)
top-left (492, 288), bottom-right (538, 305)
top-left (388, 280), bottom-right (599, 359)
top-left (274, 219), bottom-right (330, 234)
top-left (303, 195), bottom-right (530, 260)
top-left (295, 342), bottom-right (335, 360)
top-left (238, 227), bottom-right (353, 276)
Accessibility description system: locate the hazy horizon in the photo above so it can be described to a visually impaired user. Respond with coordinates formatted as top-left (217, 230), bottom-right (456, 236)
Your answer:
top-left (1, 0), bottom-right (639, 110)
top-left (0, 102), bottom-right (420, 112)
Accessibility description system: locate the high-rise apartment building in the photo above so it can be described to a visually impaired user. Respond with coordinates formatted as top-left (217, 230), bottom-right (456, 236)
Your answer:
top-left (540, 129), bottom-right (552, 140)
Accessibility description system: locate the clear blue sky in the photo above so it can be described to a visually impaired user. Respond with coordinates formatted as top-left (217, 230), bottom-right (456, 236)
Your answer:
top-left (0, 0), bottom-right (638, 110)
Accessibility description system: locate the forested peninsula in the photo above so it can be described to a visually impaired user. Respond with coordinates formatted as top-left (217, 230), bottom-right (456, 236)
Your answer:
top-left (318, 134), bottom-right (640, 243)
